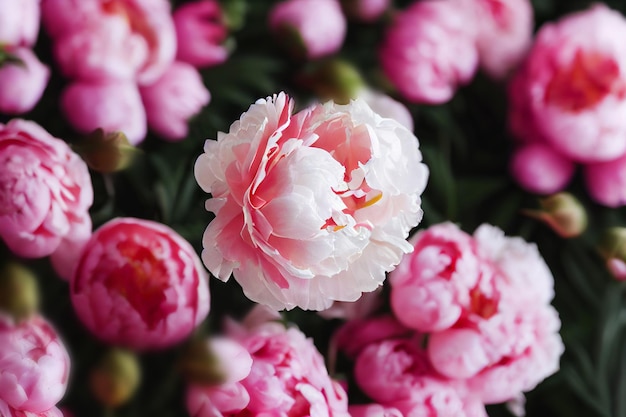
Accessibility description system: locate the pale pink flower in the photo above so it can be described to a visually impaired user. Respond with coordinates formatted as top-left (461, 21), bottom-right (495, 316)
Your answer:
top-left (359, 89), bottom-right (414, 131)
top-left (49, 224), bottom-right (91, 281)
top-left (70, 218), bottom-right (210, 350)
top-left (584, 153), bottom-right (626, 207)
top-left (140, 62), bottom-right (211, 141)
top-left (194, 93), bottom-right (428, 311)
top-left (380, 0), bottom-right (479, 104)
top-left (0, 405), bottom-right (64, 417)
top-left (42, 0), bottom-right (176, 85)
top-left (389, 223), bottom-right (497, 333)
top-left (61, 80), bottom-right (147, 145)
top-left (341, 0), bottom-right (390, 22)
top-left (509, 143), bottom-right (576, 195)
top-left (0, 48), bottom-right (50, 115)
top-left (0, 119), bottom-right (93, 258)
top-left (228, 317), bottom-right (350, 417)
top-left (173, 0), bottom-right (229, 68)
top-left (0, 0), bottom-right (40, 47)
top-left (0, 314), bottom-right (70, 413)
top-left (507, 4), bottom-right (626, 163)
top-left (269, 0), bottom-right (347, 59)
top-left (186, 338), bottom-right (253, 417)
top-left (348, 404), bottom-right (402, 417)
top-left (468, 0), bottom-right (534, 79)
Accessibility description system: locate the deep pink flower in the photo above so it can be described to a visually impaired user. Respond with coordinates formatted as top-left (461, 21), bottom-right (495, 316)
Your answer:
top-left (42, 0), bottom-right (176, 85)
top-left (269, 0), bottom-right (347, 59)
top-left (341, 0), bottom-right (390, 22)
top-left (509, 143), bottom-right (576, 195)
top-left (0, 314), bottom-right (70, 414)
top-left (186, 338), bottom-right (253, 417)
top-left (61, 80), bottom-right (147, 145)
top-left (0, 0), bottom-right (40, 47)
top-left (469, 0), bottom-right (534, 78)
top-left (70, 218), bottom-right (210, 350)
top-left (0, 48), bottom-right (50, 115)
top-left (0, 119), bottom-right (93, 258)
top-left (584, 154), bottom-right (626, 207)
top-left (380, 0), bottom-right (479, 104)
top-left (173, 0), bottom-right (229, 68)
top-left (140, 62), bottom-right (211, 141)
top-left (194, 93), bottom-right (428, 310)
top-left (507, 4), bottom-right (626, 163)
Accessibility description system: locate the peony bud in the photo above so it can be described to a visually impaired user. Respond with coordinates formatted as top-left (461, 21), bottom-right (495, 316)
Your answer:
top-left (297, 59), bottom-right (364, 104)
top-left (522, 192), bottom-right (588, 238)
top-left (179, 339), bottom-right (225, 385)
top-left (90, 348), bottom-right (141, 408)
top-left (0, 262), bottom-right (39, 321)
top-left (0, 47), bottom-right (50, 115)
top-left (598, 228), bottom-right (626, 281)
top-left (72, 129), bottom-right (140, 173)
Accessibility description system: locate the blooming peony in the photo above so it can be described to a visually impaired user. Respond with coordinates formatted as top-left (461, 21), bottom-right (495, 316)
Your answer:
top-left (140, 62), bottom-right (211, 141)
top-left (194, 92), bottom-right (428, 310)
top-left (0, 119), bottom-right (93, 258)
top-left (0, 0), bottom-right (41, 47)
top-left (70, 218), bottom-right (210, 350)
top-left (173, 0), bottom-right (229, 68)
top-left (61, 80), bottom-right (147, 145)
top-left (507, 4), bottom-right (626, 163)
top-left (41, 0), bottom-right (176, 85)
top-left (0, 48), bottom-right (50, 115)
top-left (379, 0), bottom-right (478, 104)
top-left (269, 0), bottom-right (347, 59)
top-left (0, 314), bottom-right (70, 414)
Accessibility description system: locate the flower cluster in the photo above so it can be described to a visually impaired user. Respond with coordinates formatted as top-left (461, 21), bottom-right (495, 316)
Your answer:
top-left (332, 223), bottom-right (563, 416)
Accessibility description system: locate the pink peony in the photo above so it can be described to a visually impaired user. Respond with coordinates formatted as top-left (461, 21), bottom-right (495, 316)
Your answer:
top-left (140, 62), bottom-right (211, 141)
top-left (584, 154), bottom-right (626, 207)
top-left (61, 80), bottom-right (147, 145)
top-left (186, 338), bottom-right (253, 417)
top-left (341, 0), bottom-right (390, 22)
top-left (0, 405), bottom-right (64, 417)
top-left (0, 119), bottom-right (93, 258)
top-left (0, 314), bottom-right (70, 414)
top-left (42, 0), bottom-right (176, 85)
top-left (269, 0), bottom-right (347, 59)
top-left (334, 315), bottom-right (412, 359)
top-left (348, 404), bottom-right (402, 417)
top-left (0, 0), bottom-right (40, 47)
top-left (70, 217), bottom-right (210, 350)
top-left (509, 143), bottom-right (576, 195)
top-left (379, 0), bottom-right (479, 104)
top-left (173, 0), bottom-right (229, 68)
top-left (469, 0), bottom-right (534, 79)
top-left (194, 93), bottom-right (428, 310)
top-left (389, 223), bottom-right (496, 333)
top-left (0, 48), bottom-right (50, 115)
top-left (507, 4), bottom-right (626, 163)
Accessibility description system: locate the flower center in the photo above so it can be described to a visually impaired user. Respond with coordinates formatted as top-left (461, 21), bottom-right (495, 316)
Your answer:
top-left (101, 0), bottom-right (156, 48)
top-left (545, 49), bottom-right (626, 112)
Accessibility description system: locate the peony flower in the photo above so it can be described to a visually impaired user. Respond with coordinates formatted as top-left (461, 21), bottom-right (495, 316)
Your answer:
top-left (194, 92), bottom-right (428, 310)
top-left (0, 0), bottom-right (41, 47)
top-left (507, 4), bottom-right (626, 163)
top-left (0, 48), bottom-right (50, 115)
top-left (334, 315), bottom-right (411, 359)
top-left (584, 154), bottom-right (626, 207)
top-left (173, 0), bottom-right (229, 68)
top-left (41, 0), bottom-right (176, 85)
top-left (379, 0), bottom-right (479, 104)
top-left (348, 404), bottom-right (402, 417)
top-left (509, 143), bottom-right (576, 195)
top-left (70, 217), bottom-right (210, 350)
top-left (140, 61), bottom-right (211, 141)
top-left (0, 314), bottom-right (70, 414)
top-left (185, 338), bottom-right (253, 417)
top-left (341, 0), bottom-right (390, 23)
top-left (0, 405), bottom-right (64, 417)
top-left (358, 89), bottom-right (414, 131)
top-left (226, 313), bottom-right (350, 417)
top-left (61, 80), bottom-right (147, 145)
top-left (0, 119), bottom-right (93, 258)
top-left (468, 0), bottom-right (534, 79)
top-left (269, 0), bottom-right (347, 59)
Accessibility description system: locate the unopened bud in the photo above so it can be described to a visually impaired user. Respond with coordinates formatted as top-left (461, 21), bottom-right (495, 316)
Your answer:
top-left (0, 262), bottom-right (39, 321)
top-left (179, 339), bottom-right (226, 385)
top-left (90, 348), bottom-right (141, 408)
top-left (297, 59), bottom-right (364, 104)
top-left (598, 228), bottom-right (626, 281)
top-left (521, 192), bottom-right (587, 238)
top-left (73, 129), bottom-right (140, 173)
